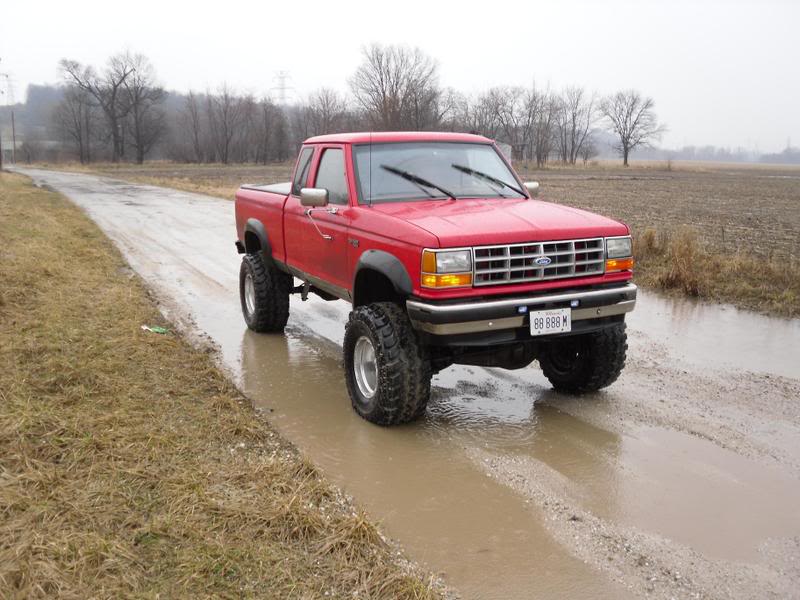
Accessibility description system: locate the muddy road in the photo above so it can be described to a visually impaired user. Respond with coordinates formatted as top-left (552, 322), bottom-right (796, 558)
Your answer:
top-left (19, 168), bottom-right (800, 599)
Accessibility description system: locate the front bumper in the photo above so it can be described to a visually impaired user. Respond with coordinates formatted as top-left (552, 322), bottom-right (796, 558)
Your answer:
top-left (407, 283), bottom-right (637, 340)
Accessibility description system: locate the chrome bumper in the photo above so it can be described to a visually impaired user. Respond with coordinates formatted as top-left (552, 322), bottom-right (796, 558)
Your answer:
top-left (407, 283), bottom-right (637, 336)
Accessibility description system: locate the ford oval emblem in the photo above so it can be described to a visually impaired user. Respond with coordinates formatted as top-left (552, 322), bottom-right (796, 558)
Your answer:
top-left (534, 256), bottom-right (552, 266)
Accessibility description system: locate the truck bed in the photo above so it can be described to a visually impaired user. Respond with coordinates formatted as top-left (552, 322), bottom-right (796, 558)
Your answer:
top-left (240, 182), bottom-right (291, 195)
top-left (235, 182), bottom-right (292, 264)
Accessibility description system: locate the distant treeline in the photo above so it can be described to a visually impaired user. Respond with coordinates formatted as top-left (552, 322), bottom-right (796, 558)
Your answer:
top-left (1, 45), bottom-right (797, 166)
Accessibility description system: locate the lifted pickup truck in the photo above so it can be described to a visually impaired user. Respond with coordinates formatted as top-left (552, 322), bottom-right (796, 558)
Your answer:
top-left (235, 132), bottom-right (636, 425)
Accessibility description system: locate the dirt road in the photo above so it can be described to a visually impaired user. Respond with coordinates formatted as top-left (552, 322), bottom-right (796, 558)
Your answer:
top-left (19, 167), bottom-right (800, 600)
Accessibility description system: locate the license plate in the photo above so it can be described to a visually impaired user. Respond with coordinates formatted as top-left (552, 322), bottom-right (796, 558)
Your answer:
top-left (529, 308), bottom-right (571, 336)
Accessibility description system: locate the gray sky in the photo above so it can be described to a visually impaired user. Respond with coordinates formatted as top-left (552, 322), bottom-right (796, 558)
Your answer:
top-left (2, 0), bottom-right (798, 152)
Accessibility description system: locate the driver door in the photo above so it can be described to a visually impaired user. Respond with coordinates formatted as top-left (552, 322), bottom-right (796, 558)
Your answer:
top-left (284, 144), bottom-right (352, 296)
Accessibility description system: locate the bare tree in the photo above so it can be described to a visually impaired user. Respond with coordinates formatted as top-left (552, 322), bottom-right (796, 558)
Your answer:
top-left (182, 91), bottom-right (205, 162)
top-left (53, 85), bottom-right (96, 163)
top-left (60, 53), bottom-right (136, 162)
top-left (255, 97), bottom-right (280, 163)
top-left (555, 86), bottom-right (597, 165)
top-left (489, 87), bottom-right (532, 160)
top-left (349, 44), bottom-right (441, 130)
top-left (206, 84), bottom-right (244, 164)
top-left (578, 139), bottom-right (598, 166)
top-left (273, 111), bottom-right (289, 162)
top-left (306, 88), bottom-right (347, 136)
top-left (531, 93), bottom-right (558, 168)
top-left (450, 91), bottom-right (501, 138)
top-left (121, 54), bottom-right (166, 164)
top-left (600, 90), bottom-right (664, 166)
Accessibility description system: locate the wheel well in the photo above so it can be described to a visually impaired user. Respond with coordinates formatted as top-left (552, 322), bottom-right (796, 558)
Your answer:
top-left (353, 268), bottom-right (403, 307)
top-left (244, 231), bottom-right (261, 254)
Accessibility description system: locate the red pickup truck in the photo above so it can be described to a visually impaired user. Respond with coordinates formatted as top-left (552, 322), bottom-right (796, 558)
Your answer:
top-left (234, 132), bottom-right (636, 425)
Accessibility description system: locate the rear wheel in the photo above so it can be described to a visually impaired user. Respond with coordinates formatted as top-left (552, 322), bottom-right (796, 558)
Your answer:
top-left (343, 302), bottom-right (431, 426)
top-left (538, 323), bottom-right (627, 393)
top-left (239, 254), bottom-right (291, 332)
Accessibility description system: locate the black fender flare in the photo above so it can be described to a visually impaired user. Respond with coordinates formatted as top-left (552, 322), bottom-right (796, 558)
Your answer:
top-left (242, 219), bottom-right (274, 266)
top-left (353, 250), bottom-right (413, 304)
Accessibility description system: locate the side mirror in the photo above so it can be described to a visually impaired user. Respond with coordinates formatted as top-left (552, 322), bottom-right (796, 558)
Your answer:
top-left (524, 181), bottom-right (540, 198)
top-left (300, 187), bottom-right (329, 207)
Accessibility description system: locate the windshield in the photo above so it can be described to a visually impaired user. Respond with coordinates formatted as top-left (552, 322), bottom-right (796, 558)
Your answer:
top-left (353, 142), bottom-right (525, 204)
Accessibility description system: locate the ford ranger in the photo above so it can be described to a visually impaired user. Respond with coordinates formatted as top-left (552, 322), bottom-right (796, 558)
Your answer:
top-left (234, 132), bottom-right (636, 426)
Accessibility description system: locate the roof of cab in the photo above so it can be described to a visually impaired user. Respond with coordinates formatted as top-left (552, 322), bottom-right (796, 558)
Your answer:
top-left (303, 131), bottom-right (493, 145)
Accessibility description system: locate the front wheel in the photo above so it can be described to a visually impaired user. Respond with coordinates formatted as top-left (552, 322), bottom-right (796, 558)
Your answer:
top-left (538, 323), bottom-right (627, 393)
top-left (343, 302), bottom-right (431, 426)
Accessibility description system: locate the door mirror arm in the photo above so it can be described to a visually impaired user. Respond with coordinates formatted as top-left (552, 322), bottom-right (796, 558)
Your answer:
top-left (304, 208), bottom-right (333, 240)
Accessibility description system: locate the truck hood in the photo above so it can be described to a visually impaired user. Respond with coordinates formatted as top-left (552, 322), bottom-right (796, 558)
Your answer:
top-left (371, 198), bottom-right (628, 247)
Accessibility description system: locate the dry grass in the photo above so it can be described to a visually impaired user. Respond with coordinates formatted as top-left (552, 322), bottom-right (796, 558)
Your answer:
top-left (632, 226), bottom-right (800, 315)
top-left (0, 172), bottom-right (441, 599)
top-left (34, 160), bottom-right (800, 317)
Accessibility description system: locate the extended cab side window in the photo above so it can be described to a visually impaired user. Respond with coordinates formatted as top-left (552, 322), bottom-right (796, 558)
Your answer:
top-left (291, 147), bottom-right (314, 196)
top-left (314, 149), bottom-right (349, 205)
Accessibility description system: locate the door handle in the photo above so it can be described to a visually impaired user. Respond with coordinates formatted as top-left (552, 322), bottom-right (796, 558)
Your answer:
top-left (304, 208), bottom-right (333, 240)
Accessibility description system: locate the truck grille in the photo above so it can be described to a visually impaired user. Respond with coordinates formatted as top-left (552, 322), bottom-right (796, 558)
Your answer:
top-left (473, 238), bottom-right (605, 286)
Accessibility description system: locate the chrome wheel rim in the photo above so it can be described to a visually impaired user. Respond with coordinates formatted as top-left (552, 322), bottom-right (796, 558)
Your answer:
top-left (244, 272), bottom-right (255, 315)
top-left (353, 335), bottom-right (378, 399)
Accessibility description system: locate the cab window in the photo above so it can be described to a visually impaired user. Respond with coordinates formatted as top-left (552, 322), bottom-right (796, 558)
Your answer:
top-left (291, 147), bottom-right (314, 196)
top-left (314, 148), bottom-right (349, 205)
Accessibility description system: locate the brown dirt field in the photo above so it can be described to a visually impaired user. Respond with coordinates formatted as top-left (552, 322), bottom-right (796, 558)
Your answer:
top-left (516, 162), bottom-right (800, 262)
top-left (0, 171), bottom-right (442, 599)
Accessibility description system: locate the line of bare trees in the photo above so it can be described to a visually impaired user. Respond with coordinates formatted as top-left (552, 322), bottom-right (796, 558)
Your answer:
top-left (51, 44), bottom-right (663, 166)
top-left (56, 52), bottom-right (165, 164)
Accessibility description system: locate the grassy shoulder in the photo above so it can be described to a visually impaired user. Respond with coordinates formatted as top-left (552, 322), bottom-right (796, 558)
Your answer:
top-left (0, 172), bottom-right (440, 599)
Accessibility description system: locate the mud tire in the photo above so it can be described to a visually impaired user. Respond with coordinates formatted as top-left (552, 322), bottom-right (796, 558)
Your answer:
top-left (343, 302), bottom-right (432, 426)
top-left (239, 254), bottom-right (291, 333)
top-left (539, 323), bottom-right (627, 393)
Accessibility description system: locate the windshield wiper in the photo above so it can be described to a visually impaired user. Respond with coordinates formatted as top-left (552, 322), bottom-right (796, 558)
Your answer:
top-left (451, 164), bottom-right (526, 197)
top-left (380, 165), bottom-right (457, 201)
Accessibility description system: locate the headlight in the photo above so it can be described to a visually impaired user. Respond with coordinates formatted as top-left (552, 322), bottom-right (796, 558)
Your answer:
top-left (605, 236), bottom-right (634, 273)
top-left (606, 236), bottom-right (632, 259)
top-left (435, 250), bottom-right (472, 273)
top-left (421, 249), bottom-right (473, 288)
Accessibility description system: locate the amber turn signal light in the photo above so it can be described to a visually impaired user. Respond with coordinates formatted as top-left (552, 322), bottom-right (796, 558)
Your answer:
top-left (421, 273), bottom-right (473, 288)
top-left (421, 250), bottom-right (437, 274)
top-left (606, 257), bottom-right (634, 272)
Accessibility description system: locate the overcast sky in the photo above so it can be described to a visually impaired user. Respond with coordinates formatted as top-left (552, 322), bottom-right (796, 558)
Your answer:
top-left (2, 0), bottom-right (798, 152)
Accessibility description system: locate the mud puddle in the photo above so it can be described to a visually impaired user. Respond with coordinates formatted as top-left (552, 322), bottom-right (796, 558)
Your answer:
top-left (239, 329), bottom-right (629, 599)
top-left (19, 167), bottom-right (800, 599)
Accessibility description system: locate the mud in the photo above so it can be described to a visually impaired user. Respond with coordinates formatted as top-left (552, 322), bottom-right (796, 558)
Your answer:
top-left (18, 167), bottom-right (800, 600)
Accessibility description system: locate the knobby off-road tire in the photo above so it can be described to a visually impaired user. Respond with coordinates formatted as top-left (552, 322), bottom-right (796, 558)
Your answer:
top-left (239, 254), bottom-right (292, 333)
top-left (343, 302), bottom-right (432, 426)
top-left (539, 323), bottom-right (627, 393)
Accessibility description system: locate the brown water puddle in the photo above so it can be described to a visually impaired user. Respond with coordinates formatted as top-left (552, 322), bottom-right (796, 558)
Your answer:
top-left (477, 402), bottom-right (800, 563)
top-left (239, 330), bottom-right (629, 599)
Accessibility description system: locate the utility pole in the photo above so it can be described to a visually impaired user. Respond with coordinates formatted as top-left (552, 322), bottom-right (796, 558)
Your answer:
top-left (0, 75), bottom-right (16, 165)
top-left (0, 59), bottom-right (15, 165)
